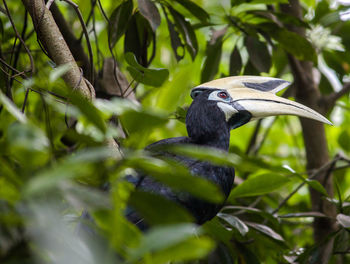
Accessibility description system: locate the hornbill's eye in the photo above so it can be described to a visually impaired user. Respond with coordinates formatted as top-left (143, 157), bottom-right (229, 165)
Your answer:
top-left (218, 92), bottom-right (228, 99)
top-left (208, 90), bottom-right (231, 102)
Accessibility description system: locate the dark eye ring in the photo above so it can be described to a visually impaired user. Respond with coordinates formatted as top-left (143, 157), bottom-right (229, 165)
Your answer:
top-left (218, 92), bottom-right (228, 99)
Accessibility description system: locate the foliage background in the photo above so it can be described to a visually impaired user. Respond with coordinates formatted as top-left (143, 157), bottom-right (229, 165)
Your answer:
top-left (1, 0), bottom-right (350, 263)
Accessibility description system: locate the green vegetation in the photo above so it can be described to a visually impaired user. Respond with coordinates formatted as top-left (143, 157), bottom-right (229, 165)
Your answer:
top-left (1, 0), bottom-right (350, 263)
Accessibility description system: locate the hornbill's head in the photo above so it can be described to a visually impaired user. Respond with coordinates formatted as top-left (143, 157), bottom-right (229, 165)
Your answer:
top-left (186, 76), bottom-right (331, 144)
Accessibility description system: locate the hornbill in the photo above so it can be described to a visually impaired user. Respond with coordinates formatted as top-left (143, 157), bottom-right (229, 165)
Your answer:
top-left (126, 76), bottom-right (331, 229)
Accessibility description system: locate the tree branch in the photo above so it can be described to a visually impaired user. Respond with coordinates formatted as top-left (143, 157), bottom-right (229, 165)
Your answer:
top-left (322, 82), bottom-right (350, 112)
top-left (21, 0), bottom-right (93, 98)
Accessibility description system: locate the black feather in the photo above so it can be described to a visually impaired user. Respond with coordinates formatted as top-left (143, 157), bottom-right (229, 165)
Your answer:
top-left (127, 90), bottom-right (235, 229)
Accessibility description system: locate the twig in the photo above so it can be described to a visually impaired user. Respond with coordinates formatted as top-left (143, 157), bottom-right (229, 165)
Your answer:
top-left (3, 0), bottom-right (35, 75)
top-left (9, 10), bottom-right (28, 89)
top-left (253, 117), bottom-right (276, 155)
top-left (22, 87), bottom-right (68, 113)
top-left (322, 82), bottom-right (350, 112)
top-left (245, 119), bottom-right (262, 155)
top-left (91, 4), bottom-right (103, 70)
top-left (272, 154), bottom-right (344, 215)
top-left (0, 57), bottom-right (28, 79)
top-left (21, 88), bottom-right (31, 113)
top-left (59, 0), bottom-right (94, 84)
top-left (40, 93), bottom-right (55, 158)
top-left (97, 0), bottom-right (109, 23)
top-left (77, 0), bottom-right (97, 42)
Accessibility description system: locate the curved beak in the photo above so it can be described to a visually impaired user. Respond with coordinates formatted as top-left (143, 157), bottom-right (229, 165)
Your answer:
top-left (193, 76), bottom-right (332, 125)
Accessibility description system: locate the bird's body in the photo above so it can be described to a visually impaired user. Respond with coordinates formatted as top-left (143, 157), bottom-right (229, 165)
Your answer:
top-left (125, 76), bottom-right (332, 230)
top-left (126, 90), bottom-right (236, 228)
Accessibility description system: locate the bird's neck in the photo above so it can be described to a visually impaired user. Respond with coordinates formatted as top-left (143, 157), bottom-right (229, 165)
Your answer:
top-left (186, 101), bottom-right (231, 151)
top-left (192, 129), bottom-right (230, 151)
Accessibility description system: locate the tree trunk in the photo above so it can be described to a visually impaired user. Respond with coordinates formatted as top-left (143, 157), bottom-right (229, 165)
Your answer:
top-left (281, 1), bottom-right (337, 263)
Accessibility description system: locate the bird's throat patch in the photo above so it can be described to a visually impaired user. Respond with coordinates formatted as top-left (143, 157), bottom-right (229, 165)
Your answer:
top-left (228, 110), bottom-right (252, 129)
top-left (217, 102), bottom-right (238, 122)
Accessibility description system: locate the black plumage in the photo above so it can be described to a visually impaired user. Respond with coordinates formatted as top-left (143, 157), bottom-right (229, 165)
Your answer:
top-left (127, 89), bottom-right (236, 228)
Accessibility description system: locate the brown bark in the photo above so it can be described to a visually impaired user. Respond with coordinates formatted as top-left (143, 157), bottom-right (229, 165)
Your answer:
top-left (281, 1), bottom-right (337, 263)
top-left (21, 0), bottom-right (93, 99)
top-left (49, 2), bottom-right (94, 83)
top-left (48, 3), bottom-right (134, 101)
top-left (21, 0), bottom-right (125, 158)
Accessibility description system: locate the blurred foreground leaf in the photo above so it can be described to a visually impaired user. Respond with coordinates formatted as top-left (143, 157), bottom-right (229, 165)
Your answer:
top-left (128, 224), bottom-right (214, 263)
top-left (125, 52), bottom-right (169, 87)
top-left (0, 90), bottom-right (27, 123)
top-left (229, 173), bottom-right (290, 199)
top-left (128, 190), bottom-right (194, 225)
top-left (123, 153), bottom-right (224, 203)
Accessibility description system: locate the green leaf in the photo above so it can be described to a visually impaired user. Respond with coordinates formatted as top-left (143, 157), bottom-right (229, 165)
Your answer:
top-left (0, 16), bottom-right (3, 37)
top-left (323, 50), bottom-right (348, 77)
top-left (125, 52), bottom-right (169, 86)
top-left (338, 130), bottom-right (350, 152)
top-left (221, 205), bottom-right (279, 226)
top-left (168, 6), bottom-right (198, 60)
top-left (270, 29), bottom-right (317, 63)
top-left (201, 28), bottom-right (226, 82)
top-left (120, 108), bottom-right (168, 134)
top-left (0, 177), bottom-right (20, 203)
top-left (128, 224), bottom-right (203, 261)
top-left (108, 0), bottom-right (134, 48)
top-left (279, 212), bottom-right (327, 218)
top-left (218, 213), bottom-right (249, 236)
top-left (7, 123), bottom-right (48, 151)
top-left (244, 60), bottom-right (260, 75)
top-left (313, 0), bottom-right (331, 23)
top-left (202, 217), bottom-right (232, 242)
top-left (306, 179), bottom-right (328, 196)
top-left (150, 237), bottom-right (214, 264)
top-left (175, 0), bottom-right (209, 22)
top-left (292, 173), bottom-right (329, 196)
top-left (60, 182), bottom-right (110, 210)
top-left (229, 46), bottom-right (242, 75)
top-left (24, 147), bottom-right (112, 196)
top-left (69, 91), bottom-right (106, 134)
top-left (235, 243), bottom-right (261, 264)
top-left (124, 154), bottom-right (224, 203)
top-left (229, 173), bottom-right (290, 199)
top-left (24, 162), bottom-right (92, 196)
top-left (128, 190), bottom-right (194, 225)
top-left (152, 144), bottom-right (241, 168)
top-left (94, 97), bottom-right (139, 115)
top-left (49, 63), bottom-right (73, 83)
top-left (174, 106), bottom-right (187, 123)
top-left (0, 90), bottom-right (27, 123)
top-left (163, 8), bottom-right (185, 61)
top-left (245, 36), bottom-right (271, 73)
top-left (334, 229), bottom-right (350, 253)
top-left (138, 0), bottom-right (161, 31)
top-left (319, 73), bottom-right (333, 95)
top-left (319, 12), bottom-right (341, 26)
top-left (124, 12), bottom-right (153, 67)
top-left (251, 0), bottom-right (288, 3)
top-left (246, 222), bottom-right (284, 241)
